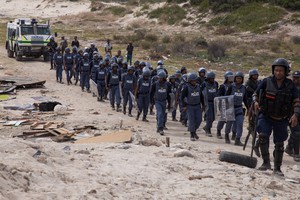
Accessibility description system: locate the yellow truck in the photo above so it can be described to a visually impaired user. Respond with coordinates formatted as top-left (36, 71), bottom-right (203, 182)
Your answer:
top-left (6, 18), bottom-right (51, 61)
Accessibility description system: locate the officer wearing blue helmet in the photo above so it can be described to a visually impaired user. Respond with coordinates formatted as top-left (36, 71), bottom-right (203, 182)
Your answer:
top-left (107, 63), bottom-right (122, 111)
top-left (135, 68), bottom-right (152, 122)
top-left (53, 46), bottom-right (63, 83)
top-left (181, 72), bottom-right (204, 141)
top-left (245, 69), bottom-right (260, 108)
top-left (169, 74), bottom-right (179, 121)
top-left (216, 71), bottom-right (234, 139)
top-left (176, 73), bottom-right (188, 126)
top-left (197, 67), bottom-right (206, 85)
top-left (224, 71), bottom-right (248, 145)
top-left (63, 47), bottom-right (74, 85)
top-left (79, 52), bottom-right (91, 92)
top-left (121, 66), bottom-right (136, 117)
top-left (175, 70), bottom-right (182, 84)
top-left (201, 71), bottom-right (219, 137)
top-left (74, 48), bottom-right (83, 85)
top-left (120, 61), bottom-right (128, 76)
top-left (91, 54), bottom-right (101, 97)
top-left (47, 36), bottom-right (58, 70)
top-left (150, 70), bottom-right (171, 135)
top-left (95, 61), bottom-right (107, 102)
top-left (285, 70), bottom-right (300, 162)
top-left (253, 58), bottom-right (299, 176)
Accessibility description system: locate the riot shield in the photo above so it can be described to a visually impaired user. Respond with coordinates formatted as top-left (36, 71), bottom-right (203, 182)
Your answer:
top-left (90, 80), bottom-right (99, 98)
top-left (129, 91), bottom-right (138, 111)
top-left (214, 95), bottom-right (235, 121)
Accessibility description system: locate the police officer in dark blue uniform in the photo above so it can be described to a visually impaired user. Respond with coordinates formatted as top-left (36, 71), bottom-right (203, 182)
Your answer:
top-left (95, 62), bottom-right (107, 102)
top-left (135, 68), bottom-right (151, 122)
top-left (63, 47), bottom-right (74, 85)
top-left (122, 66), bottom-right (136, 117)
top-left (181, 72), bottom-right (204, 141)
top-left (216, 71), bottom-right (234, 139)
top-left (150, 71), bottom-right (171, 135)
top-left (91, 53), bottom-right (101, 97)
top-left (253, 58), bottom-right (299, 176)
top-left (79, 52), bottom-right (91, 92)
top-left (197, 67), bottom-right (206, 85)
top-left (224, 71), bottom-right (248, 145)
top-left (176, 74), bottom-right (188, 126)
top-left (202, 71), bottom-right (219, 137)
top-left (107, 63), bottom-right (121, 111)
top-left (53, 47), bottom-right (63, 83)
top-left (285, 70), bottom-right (300, 162)
top-left (169, 74), bottom-right (179, 121)
top-left (74, 49), bottom-right (83, 85)
top-left (245, 69), bottom-right (260, 108)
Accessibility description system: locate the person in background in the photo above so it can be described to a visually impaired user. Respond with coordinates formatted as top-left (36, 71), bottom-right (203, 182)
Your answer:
top-left (126, 42), bottom-right (134, 65)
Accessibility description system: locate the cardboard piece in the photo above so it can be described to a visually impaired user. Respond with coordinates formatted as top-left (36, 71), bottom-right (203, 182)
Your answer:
top-left (75, 129), bottom-right (132, 144)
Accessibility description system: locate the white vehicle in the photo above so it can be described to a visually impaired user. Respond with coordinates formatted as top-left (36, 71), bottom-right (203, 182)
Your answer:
top-left (6, 18), bottom-right (51, 61)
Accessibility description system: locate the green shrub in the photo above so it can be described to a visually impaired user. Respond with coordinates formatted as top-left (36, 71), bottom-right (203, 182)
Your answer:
top-left (207, 41), bottom-right (227, 60)
top-left (105, 6), bottom-right (128, 17)
top-left (162, 35), bottom-right (171, 43)
top-left (292, 36), bottom-right (300, 45)
top-left (148, 5), bottom-right (187, 25)
top-left (174, 34), bottom-right (185, 42)
top-left (145, 33), bottom-right (158, 42)
top-left (140, 41), bottom-right (151, 49)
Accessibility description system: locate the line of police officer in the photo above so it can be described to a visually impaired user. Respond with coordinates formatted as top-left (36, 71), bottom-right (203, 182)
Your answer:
top-left (50, 47), bottom-right (299, 175)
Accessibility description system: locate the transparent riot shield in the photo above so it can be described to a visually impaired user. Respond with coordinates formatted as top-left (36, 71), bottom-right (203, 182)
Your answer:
top-left (90, 80), bottom-right (99, 98)
top-left (214, 95), bottom-right (235, 121)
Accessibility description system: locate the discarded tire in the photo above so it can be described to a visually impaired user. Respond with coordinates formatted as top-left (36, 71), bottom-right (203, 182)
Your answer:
top-left (219, 151), bottom-right (257, 169)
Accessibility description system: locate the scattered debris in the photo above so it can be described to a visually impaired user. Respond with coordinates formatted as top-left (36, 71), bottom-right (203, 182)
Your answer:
top-left (174, 149), bottom-right (194, 158)
top-left (75, 129), bottom-right (132, 144)
top-left (4, 104), bottom-right (36, 111)
top-left (32, 150), bottom-right (42, 157)
top-left (189, 175), bottom-right (214, 180)
top-left (54, 104), bottom-right (68, 115)
top-left (76, 149), bottom-right (90, 155)
top-left (0, 85), bottom-right (16, 94)
top-left (30, 121), bottom-right (64, 130)
top-left (285, 178), bottom-right (299, 184)
top-left (0, 77), bottom-right (46, 89)
top-left (140, 139), bottom-right (162, 147)
top-left (37, 101), bottom-right (61, 111)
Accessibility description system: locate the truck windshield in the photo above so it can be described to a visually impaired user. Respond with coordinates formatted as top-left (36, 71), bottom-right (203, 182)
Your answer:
top-left (21, 26), bottom-right (34, 35)
top-left (37, 26), bottom-right (50, 35)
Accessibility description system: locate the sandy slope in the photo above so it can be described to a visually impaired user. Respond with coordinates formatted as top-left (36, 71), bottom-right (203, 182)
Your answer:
top-left (0, 0), bottom-right (91, 18)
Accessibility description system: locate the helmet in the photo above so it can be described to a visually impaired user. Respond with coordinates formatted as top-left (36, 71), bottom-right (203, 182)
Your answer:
top-left (104, 57), bottom-right (110, 62)
top-left (234, 71), bottom-right (244, 78)
top-left (224, 71), bottom-right (234, 79)
top-left (187, 72), bottom-right (198, 82)
top-left (122, 61), bottom-right (128, 65)
top-left (78, 49), bottom-right (83, 54)
top-left (72, 46), bottom-right (77, 52)
top-left (175, 70), bottom-right (181, 75)
top-left (56, 46), bottom-right (61, 51)
top-left (182, 74), bottom-right (188, 82)
top-left (134, 60), bottom-right (140, 65)
top-left (146, 62), bottom-right (151, 69)
top-left (112, 63), bottom-right (118, 68)
top-left (168, 74), bottom-right (176, 80)
top-left (143, 69), bottom-right (151, 77)
top-left (206, 71), bottom-right (216, 79)
top-left (50, 36), bottom-right (54, 41)
top-left (83, 52), bottom-right (89, 58)
top-left (198, 67), bottom-right (206, 74)
top-left (157, 65), bottom-right (163, 71)
top-left (91, 43), bottom-right (95, 48)
top-left (292, 70), bottom-right (300, 78)
top-left (140, 61), bottom-right (146, 66)
top-left (272, 58), bottom-right (290, 75)
top-left (128, 66), bottom-right (135, 71)
top-left (249, 69), bottom-right (259, 77)
top-left (93, 54), bottom-right (99, 60)
top-left (157, 60), bottom-right (164, 65)
top-left (158, 71), bottom-right (166, 79)
top-left (181, 66), bottom-right (187, 73)
top-left (93, 51), bottom-right (98, 55)
top-left (65, 47), bottom-right (70, 53)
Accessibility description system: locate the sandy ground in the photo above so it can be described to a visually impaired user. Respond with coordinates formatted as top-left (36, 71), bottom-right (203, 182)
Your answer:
top-left (0, 0), bottom-right (91, 18)
top-left (0, 1), bottom-right (300, 200)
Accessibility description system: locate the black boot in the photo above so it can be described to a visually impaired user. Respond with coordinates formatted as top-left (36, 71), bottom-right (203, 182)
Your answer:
top-left (234, 138), bottom-right (244, 146)
top-left (136, 111), bottom-right (141, 120)
top-left (284, 143), bottom-right (293, 156)
top-left (273, 142), bottom-right (284, 176)
top-left (231, 132), bottom-right (236, 140)
top-left (116, 104), bottom-right (121, 112)
top-left (294, 139), bottom-right (300, 162)
top-left (225, 134), bottom-right (230, 144)
top-left (128, 109), bottom-right (133, 117)
top-left (258, 135), bottom-right (271, 171)
top-left (217, 130), bottom-right (222, 139)
top-left (194, 132), bottom-right (199, 140)
top-left (190, 132), bottom-right (196, 141)
top-left (123, 106), bottom-right (126, 115)
top-left (142, 116), bottom-right (149, 122)
top-left (204, 127), bottom-right (212, 137)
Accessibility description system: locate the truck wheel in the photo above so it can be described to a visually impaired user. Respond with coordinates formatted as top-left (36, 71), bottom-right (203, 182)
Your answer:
top-left (15, 52), bottom-right (22, 61)
top-left (219, 151), bottom-right (257, 168)
top-left (7, 49), bottom-right (14, 58)
top-left (44, 53), bottom-right (50, 62)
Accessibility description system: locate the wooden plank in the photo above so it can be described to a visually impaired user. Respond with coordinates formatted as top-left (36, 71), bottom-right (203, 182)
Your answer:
top-left (22, 130), bottom-right (49, 136)
top-left (30, 122), bottom-right (40, 129)
top-left (75, 129), bottom-right (132, 144)
top-left (54, 128), bottom-right (71, 135)
top-left (44, 122), bottom-right (54, 129)
top-left (45, 128), bottom-right (59, 136)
